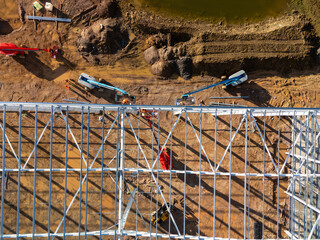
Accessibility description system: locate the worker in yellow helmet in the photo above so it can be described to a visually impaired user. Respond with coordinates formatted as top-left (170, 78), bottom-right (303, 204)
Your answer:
top-left (122, 99), bottom-right (129, 105)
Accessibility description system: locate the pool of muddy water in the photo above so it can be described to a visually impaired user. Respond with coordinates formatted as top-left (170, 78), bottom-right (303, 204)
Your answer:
top-left (134, 0), bottom-right (289, 22)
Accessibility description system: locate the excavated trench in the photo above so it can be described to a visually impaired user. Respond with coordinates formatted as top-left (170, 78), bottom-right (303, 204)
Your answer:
top-left (122, 2), bottom-right (320, 76)
top-left (187, 21), bottom-right (319, 75)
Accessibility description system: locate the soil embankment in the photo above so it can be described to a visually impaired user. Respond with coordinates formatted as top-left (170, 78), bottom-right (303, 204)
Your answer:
top-left (122, 2), bottom-right (319, 76)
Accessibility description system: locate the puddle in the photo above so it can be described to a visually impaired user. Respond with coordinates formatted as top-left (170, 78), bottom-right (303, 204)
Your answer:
top-left (134, 0), bottom-right (289, 23)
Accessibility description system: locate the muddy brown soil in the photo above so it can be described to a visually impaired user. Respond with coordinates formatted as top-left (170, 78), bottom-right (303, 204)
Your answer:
top-left (122, 1), bottom-right (319, 75)
top-left (0, 109), bottom-right (291, 239)
top-left (0, 0), bottom-right (319, 108)
top-left (0, 0), bottom-right (320, 239)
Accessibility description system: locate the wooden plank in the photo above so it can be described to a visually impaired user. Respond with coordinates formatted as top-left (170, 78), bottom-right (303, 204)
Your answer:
top-left (33, 9), bottom-right (37, 30)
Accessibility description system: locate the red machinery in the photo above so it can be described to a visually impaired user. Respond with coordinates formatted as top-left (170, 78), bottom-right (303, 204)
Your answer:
top-left (159, 147), bottom-right (172, 170)
top-left (139, 110), bottom-right (172, 170)
top-left (0, 43), bottom-right (59, 58)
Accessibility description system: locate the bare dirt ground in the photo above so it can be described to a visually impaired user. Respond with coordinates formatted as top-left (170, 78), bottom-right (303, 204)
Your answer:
top-left (0, 0), bottom-right (320, 239)
top-left (0, 0), bottom-right (319, 109)
top-left (1, 109), bottom-right (292, 239)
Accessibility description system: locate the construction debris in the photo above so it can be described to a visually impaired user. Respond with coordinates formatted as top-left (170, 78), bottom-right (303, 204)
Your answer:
top-left (210, 96), bottom-right (249, 99)
top-left (208, 102), bottom-right (248, 107)
top-left (144, 46), bottom-right (160, 65)
top-left (45, 2), bottom-right (53, 12)
top-left (32, 1), bottom-right (43, 11)
top-left (96, 0), bottom-right (120, 18)
top-left (77, 18), bottom-right (128, 55)
top-left (62, 99), bottom-right (89, 104)
top-left (176, 56), bottom-right (192, 80)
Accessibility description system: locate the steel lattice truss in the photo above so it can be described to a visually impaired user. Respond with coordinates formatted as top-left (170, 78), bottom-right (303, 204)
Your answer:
top-left (0, 102), bottom-right (319, 240)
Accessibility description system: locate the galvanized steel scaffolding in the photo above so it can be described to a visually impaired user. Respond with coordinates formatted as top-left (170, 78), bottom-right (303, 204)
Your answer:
top-left (0, 102), bottom-right (319, 239)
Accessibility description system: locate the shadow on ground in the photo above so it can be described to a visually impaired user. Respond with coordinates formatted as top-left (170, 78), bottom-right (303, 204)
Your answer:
top-left (224, 81), bottom-right (271, 107)
top-left (13, 51), bottom-right (70, 81)
top-left (0, 19), bottom-right (13, 35)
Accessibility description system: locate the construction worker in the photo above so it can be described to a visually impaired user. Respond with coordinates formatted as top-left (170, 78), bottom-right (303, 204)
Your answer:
top-left (122, 99), bottom-right (129, 105)
top-left (140, 109), bottom-right (156, 120)
top-left (140, 109), bottom-right (149, 119)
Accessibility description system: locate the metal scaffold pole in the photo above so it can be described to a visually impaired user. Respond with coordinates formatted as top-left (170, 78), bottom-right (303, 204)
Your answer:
top-left (118, 108), bottom-right (125, 238)
top-left (1, 102), bottom-right (320, 240)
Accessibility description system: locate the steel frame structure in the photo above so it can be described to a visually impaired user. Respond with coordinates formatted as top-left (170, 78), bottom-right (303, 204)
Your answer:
top-left (0, 102), bottom-right (319, 240)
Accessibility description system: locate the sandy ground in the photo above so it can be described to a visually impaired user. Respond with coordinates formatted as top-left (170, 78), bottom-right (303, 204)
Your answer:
top-left (1, 108), bottom-right (291, 239)
top-left (0, 0), bottom-right (319, 108)
top-left (0, 1), bottom-right (319, 108)
top-left (0, 0), bottom-right (320, 239)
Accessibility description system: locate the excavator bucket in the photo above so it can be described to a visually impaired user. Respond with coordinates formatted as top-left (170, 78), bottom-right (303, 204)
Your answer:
top-left (116, 94), bottom-right (136, 104)
top-left (175, 96), bottom-right (195, 106)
